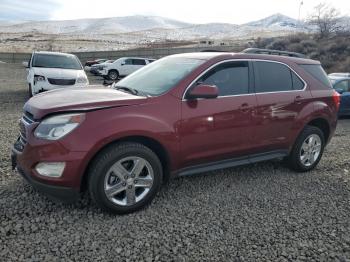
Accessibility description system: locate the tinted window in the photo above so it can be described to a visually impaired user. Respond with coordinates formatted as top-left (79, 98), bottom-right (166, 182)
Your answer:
top-left (299, 64), bottom-right (332, 88)
top-left (334, 80), bottom-right (349, 92)
top-left (124, 59), bottom-right (132, 65)
top-left (254, 61), bottom-right (292, 93)
top-left (115, 57), bottom-right (204, 96)
top-left (198, 61), bottom-right (249, 96)
top-left (132, 59), bottom-right (146, 65)
top-left (292, 72), bottom-right (305, 90)
top-left (32, 54), bottom-right (82, 70)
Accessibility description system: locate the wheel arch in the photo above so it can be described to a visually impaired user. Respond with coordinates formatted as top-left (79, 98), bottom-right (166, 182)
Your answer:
top-left (108, 68), bottom-right (119, 75)
top-left (80, 135), bottom-right (171, 192)
top-left (306, 117), bottom-right (330, 143)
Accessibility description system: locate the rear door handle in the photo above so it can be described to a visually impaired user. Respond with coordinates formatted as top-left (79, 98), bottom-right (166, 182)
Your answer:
top-left (294, 95), bottom-right (303, 104)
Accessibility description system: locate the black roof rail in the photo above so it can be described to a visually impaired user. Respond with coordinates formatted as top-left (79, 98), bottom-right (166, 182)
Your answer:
top-left (241, 48), bottom-right (306, 58)
top-left (200, 49), bottom-right (226, 52)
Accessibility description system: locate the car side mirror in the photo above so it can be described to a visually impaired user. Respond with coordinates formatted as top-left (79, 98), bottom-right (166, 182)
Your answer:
top-left (22, 61), bottom-right (29, 68)
top-left (186, 84), bottom-right (219, 99)
top-left (335, 88), bottom-right (344, 94)
top-left (121, 62), bottom-right (125, 66)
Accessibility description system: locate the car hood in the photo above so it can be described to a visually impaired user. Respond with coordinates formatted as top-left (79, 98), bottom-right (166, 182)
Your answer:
top-left (24, 86), bottom-right (147, 119)
top-left (33, 67), bottom-right (85, 79)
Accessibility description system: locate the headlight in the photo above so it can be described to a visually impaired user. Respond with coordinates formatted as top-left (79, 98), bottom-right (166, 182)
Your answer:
top-left (34, 75), bottom-right (45, 84)
top-left (76, 76), bottom-right (88, 84)
top-left (34, 113), bottom-right (85, 140)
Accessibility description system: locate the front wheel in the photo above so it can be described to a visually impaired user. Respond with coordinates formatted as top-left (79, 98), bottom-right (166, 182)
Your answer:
top-left (287, 125), bottom-right (325, 172)
top-left (108, 70), bottom-right (119, 80)
top-left (88, 142), bottom-right (163, 214)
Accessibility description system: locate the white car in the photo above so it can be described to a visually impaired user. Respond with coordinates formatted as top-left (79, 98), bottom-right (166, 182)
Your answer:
top-left (25, 51), bottom-right (89, 97)
top-left (100, 57), bottom-right (155, 80)
top-left (90, 60), bottom-right (114, 75)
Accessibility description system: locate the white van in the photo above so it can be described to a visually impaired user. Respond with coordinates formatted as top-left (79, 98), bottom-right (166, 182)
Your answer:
top-left (25, 51), bottom-right (89, 97)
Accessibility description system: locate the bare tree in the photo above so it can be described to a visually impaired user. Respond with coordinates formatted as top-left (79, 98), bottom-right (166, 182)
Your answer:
top-left (308, 3), bottom-right (342, 38)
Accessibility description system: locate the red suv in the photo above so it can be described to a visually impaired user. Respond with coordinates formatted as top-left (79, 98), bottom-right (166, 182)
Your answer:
top-left (12, 51), bottom-right (340, 213)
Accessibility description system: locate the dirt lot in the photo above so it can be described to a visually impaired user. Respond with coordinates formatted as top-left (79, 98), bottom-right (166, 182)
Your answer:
top-left (0, 63), bottom-right (350, 261)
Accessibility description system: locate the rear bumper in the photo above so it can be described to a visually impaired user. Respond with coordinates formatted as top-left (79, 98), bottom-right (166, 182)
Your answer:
top-left (11, 148), bottom-right (80, 203)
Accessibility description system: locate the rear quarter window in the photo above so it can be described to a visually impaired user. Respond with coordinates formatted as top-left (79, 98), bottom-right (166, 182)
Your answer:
top-left (299, 64), bottom-right (332, 88)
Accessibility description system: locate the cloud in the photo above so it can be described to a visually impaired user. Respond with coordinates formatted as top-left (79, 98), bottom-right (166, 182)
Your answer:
top-left (0, 0), bottom-right (61, 21)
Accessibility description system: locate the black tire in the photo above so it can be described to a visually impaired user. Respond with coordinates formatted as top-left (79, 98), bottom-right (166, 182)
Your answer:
top-left (88, 142), bottom-right (163, 214)
top-left (108, 70), bottom-right (119, 80)
top-left (287, 125), bottom-right (325, 172)
top-left (28, 84), bottom-right (33, 98)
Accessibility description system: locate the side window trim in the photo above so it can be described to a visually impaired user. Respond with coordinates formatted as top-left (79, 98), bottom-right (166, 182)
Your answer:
top-left (182, 59), bottom-right (307, 100)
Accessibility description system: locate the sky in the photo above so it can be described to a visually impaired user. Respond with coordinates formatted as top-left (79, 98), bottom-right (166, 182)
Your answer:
top-left (0, 0), bottom-right (349, 24)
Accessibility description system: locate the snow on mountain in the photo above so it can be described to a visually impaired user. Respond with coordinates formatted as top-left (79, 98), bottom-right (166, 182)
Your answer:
top-left (0, 15), bottom-right (192, 34)
top-left (245, 13), bottom-right (301, 29)
top-left (0, 13), bottom-right (313, 52)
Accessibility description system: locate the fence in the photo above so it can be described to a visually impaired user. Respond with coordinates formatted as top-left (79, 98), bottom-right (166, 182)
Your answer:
top-left (0, 44), bottom-right (245, 64)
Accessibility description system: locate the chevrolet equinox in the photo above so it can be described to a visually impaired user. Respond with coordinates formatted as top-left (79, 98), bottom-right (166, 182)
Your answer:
top-left (12, 52), bottom-right (340, 213)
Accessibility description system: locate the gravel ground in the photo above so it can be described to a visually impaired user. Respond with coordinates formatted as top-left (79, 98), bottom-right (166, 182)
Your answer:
top-left (0, 63), bottom-right (350, 261)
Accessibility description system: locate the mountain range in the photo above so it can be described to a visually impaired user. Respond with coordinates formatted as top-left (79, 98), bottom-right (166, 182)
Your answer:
top-left (0, 14), bottom-right (349, 52)
top-left (0, 14), bottom-right (306, 37)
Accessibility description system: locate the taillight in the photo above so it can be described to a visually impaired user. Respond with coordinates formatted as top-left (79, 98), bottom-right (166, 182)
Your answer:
top-left (332, 90), bottom-right (341, 111)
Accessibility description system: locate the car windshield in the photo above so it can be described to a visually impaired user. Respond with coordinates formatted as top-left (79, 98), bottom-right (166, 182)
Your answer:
top-left (330, 79), bottom-right (337, 85)
top-left (114, 56), bottom-right (205, 96)
top-left (32, 54), bottom-right (82, 70)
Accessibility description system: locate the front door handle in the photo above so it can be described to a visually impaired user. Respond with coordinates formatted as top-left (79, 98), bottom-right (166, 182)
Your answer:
top-left (239, 103), bottom-right (249, 113)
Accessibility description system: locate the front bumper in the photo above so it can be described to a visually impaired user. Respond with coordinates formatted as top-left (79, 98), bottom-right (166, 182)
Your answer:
top-left (32, 81), bottom-right (88, 94)
top-left (11, 135), bottom-right (87, 203)
top-left (11, 149), bottom-right (80, 203)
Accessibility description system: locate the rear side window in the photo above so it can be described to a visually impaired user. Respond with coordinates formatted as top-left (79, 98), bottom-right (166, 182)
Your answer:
top-left (299, 64), bottom-right (332, 88)
top-left (198, 61), bottom-right (249, 96)
top-left (254, 61), bottom-right (293, 92)
top-left (132, 59), bottom-right (146, 65)
top-left (292, 72), bottom-right (305, 90)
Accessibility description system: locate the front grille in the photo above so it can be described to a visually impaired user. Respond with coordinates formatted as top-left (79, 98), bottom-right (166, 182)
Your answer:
top-left (48, 78), bottom-right (76, 86)
top-left (19, 121), bottom-right (26, 139)
top-left (14, 137), bottom-right (25, 152)
top-left (16, 111), bottom-right (36, 151)
top-left (24, 111), bottom-right (35, 122)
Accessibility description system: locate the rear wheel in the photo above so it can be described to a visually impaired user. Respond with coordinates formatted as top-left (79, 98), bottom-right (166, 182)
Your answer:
top-left (88, 142), bottom-right (163, 214)
top-left (287, 125), bottom-right (325, 172)
top-left (108, 70), bottom-right (119, 80)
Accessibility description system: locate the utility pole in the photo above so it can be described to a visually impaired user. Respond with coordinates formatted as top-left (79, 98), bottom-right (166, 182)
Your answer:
top-left (298, 1), bottom-right (304, 30)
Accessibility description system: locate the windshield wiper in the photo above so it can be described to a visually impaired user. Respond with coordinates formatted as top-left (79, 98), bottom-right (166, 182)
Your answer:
top-left (114, 86), bottom-right (149, 97)
top-left (115, 86), bottom-right (138, 95)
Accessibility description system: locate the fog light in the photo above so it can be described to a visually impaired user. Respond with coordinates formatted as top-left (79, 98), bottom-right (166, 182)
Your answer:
top-left (35, 162), bottom-right (65, 178)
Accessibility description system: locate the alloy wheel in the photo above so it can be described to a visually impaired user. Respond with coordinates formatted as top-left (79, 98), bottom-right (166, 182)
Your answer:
top-left (299, 134), bottom-right (322, 167)
top-left (104, 156), bottom-right (154, 206)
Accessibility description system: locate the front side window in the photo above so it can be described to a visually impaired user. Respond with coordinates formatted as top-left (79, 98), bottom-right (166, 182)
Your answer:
top-left (32, 54), bottom-right (82, 70)
top-left (124, 59), bottom-right (132, 65)
top-left (197, 61), bottom-right (249, 96)
top-left (254, 61), bottom-right (294, 93)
